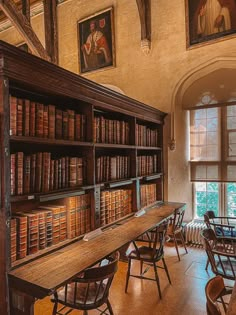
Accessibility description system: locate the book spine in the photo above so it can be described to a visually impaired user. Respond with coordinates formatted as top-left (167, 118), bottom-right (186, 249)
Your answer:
top-left (43, 105), bottom-right (49, 138)
top-left (48, 105), bottom-right (55, 139)
top-left (69, 157), bottom-right (77, 187)
top-left (10, 154), bottom-right (16, 196)
top-left (30, 154), bottom-right (36, 193)
top-left (62, 111), bottom-right (68, 140)
top-left (35, 152), bottom-right (43, 192)
top-left (24, 99), bottom-right (30, 137)
top-left (10, 95), bottom-right (17, 136)
top-left (36, 103), bottom-right (44, 137)
top-left (17, 98), bottom-right (23, 136)
top-left (30, 101), bottom-right (36, 137)
top-left (55, 109), bottom-right (63, 139)
top-left (10, 218), bottom-right (17, 262)
top-left (23, 155), bottom-right (31, 194)
top-left (16, 152), bottom-right (24, 195)
top-left (67, 109), bottom-right (75, 140)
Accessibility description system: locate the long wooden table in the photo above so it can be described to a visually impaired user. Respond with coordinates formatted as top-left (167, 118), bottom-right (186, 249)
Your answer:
top-left (8, 202), bottom-right (185, 315)
top-left (227, 281), bottom-right (236, 314)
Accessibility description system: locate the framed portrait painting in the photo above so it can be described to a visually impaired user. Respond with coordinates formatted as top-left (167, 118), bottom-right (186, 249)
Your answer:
top-left (77, 7), bottom-right (115, 74)
top-left (185, 0), bottom-right (236, 47)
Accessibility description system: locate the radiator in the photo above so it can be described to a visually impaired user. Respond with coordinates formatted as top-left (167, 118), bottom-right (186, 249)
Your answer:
top-left (185, 221), bottom-right (206, 245)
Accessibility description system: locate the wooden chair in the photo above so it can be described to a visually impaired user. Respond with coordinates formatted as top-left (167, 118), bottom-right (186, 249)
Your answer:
top-left (51, 251), bottom-right (119, 315)
top-left (125, 221), bottom-right (171, 299)
top-left (205, 275), bottom-right (232, 315)
top-left (166, 207), bottom-right (188, 261)
top-left (201, 228), bottom-right (236, 280)
top-left (204, 211), bottom-right (236, 238)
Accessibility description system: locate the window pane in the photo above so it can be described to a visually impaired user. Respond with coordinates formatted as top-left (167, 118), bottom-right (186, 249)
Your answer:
top-left (194, 182), bottom-right (219, 218)
top-left (190, 108), bottom-right (219, 161)
top-left (226, 183), bottom-right (236, 217)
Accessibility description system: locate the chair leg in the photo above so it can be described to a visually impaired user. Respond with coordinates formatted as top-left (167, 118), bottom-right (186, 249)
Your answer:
top-left (107, 299), bottom-right (114, 315)
top-left (52, 301), bottom-right (58, 315)
top-left (140, 260), bottom-right (143, 275)
top-left (205, 258), bottom-right (209, 270)
top-left (83, 311), bottom-right (88, 315)
top-left (179, 231), bottom-right (188, 254)
top-left (153, 263), bottom-right (162, 299)
top-left (52, 293), bottom-right (58, 315)
top-left (125, 258), bottom-right (131, 293)
top-left (173, 234), bottom-right (181, 261)
top-left (162, 257), bottom-right (171, 284)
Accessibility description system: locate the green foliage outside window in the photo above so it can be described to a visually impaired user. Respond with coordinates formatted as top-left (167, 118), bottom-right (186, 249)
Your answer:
top-left (195, 182), bottom-right (219, 218)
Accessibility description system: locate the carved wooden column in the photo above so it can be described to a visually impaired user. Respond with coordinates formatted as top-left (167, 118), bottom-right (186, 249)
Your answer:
top-left (136, 0), bottom-right (151, 54)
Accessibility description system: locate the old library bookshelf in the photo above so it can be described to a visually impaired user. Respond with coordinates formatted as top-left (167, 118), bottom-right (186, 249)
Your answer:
top-left (0, 41), bottom-right (166, 314)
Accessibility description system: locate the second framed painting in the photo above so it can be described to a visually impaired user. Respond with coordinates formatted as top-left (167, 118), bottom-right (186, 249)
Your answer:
top-left (77, 7), bottom-right (115, 74)
top-left (185, 0), bottom-right (236, 47)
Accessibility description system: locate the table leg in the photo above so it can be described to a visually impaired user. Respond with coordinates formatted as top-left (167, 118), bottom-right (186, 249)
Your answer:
top-left (10, 289), bottom-right (35, 315)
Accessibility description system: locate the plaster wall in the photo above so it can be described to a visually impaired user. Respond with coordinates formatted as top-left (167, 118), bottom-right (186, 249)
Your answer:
top-left (1, 0), bottom-right (236, 220)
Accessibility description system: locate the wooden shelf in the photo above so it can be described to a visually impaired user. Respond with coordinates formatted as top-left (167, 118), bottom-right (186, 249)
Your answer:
top-left (95, 143), bottom-right (136, 149)
top-left (11, 185), bottom-right (94, 203)
top-left (10, 136), bottom-right (93, 147)
top-left (105, 179), bottom-right (134, 188)
top-left (143, 173), bottom-right (163, 181)
top-left (136, 146), bottom-right (162, 150)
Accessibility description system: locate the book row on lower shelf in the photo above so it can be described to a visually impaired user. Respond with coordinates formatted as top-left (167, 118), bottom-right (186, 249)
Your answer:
top-left (10, 194), bottom-right (91, 262)
top-left (100, 189), bottom-right (132, 226)
top-left (140, 183), bottom-right (158, 208)
top-left (11, 152), bottom-right (85, 195)
top-left (137, 154), bottom-right (158, 176)
top-left (10, 95), bottom-right (86, 141)
top-left (96, 155), bottom-right (130, 183)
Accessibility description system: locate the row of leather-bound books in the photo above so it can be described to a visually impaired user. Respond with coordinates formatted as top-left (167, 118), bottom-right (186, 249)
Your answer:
top-left (10, 95), bottom-right (86, 141)
top-left (140, 183), bottom-right (158, 208)
top-left (100, 189), bottom-right (132, 226)
top-left (93, 115), bottom-right (130, 144)
top-left (137, 154), bottom-right (158, 176)
top-left (96, 155), bottom-right (130, 183)
top-left (136, 124), bottom-right (159, 147)
top-left (10, 194), bottom-right (91, 262)
top-left (10, 152), bottom-right (85, 195)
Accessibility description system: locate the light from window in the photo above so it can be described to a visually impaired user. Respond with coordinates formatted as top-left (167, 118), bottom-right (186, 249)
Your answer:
top-left (226, 183), bottom-right (236, 217)
top-left (195, 182), bottom-right (219, 218)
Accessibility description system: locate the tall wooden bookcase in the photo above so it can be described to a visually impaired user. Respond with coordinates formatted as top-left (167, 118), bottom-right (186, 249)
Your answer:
top-left (0, 41), bottom-right (166, 314)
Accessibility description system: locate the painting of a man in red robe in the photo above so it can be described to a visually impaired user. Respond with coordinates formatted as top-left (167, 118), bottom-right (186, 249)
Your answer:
top-left (187, 0), bottom-right (236, 45)
top-left (78, 8), bottom-right (114, 73)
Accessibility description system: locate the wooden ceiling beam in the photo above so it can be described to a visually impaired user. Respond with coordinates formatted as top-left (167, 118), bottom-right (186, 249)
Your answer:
top-left (22, 0), bottom-right (30, 21)
top-left (43, 0), bottom-right (58, 64)
top-left (0, 0), bottom-right (50, 61)
top-left (136, 0), bottom-right (151, 41)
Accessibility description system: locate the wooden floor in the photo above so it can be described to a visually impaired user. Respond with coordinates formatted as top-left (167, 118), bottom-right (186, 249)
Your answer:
top-left (34, 243), bottom-right (233, 315)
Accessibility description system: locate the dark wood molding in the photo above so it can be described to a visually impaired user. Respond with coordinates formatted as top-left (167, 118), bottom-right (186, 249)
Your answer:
top-left (43, 0), bottom-right (58, 64)
top-left (0, 0), bottom-right (50, 61)
top-left (136, 0), bottom-right (151, 41)
top-left (22, 0), bottom-right (30, 21)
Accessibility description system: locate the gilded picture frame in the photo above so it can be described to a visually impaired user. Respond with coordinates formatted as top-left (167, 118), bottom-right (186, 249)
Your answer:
top-left (77, 7), bottom-right (115, 74)
top-left (185, 0), bottom-right (236, 48)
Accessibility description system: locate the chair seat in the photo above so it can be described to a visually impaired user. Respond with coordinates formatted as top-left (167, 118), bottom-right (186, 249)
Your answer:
top-left (129, 246), bottom-right (163, 261)
top-left (57, 281), bottom-right (106, 307)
